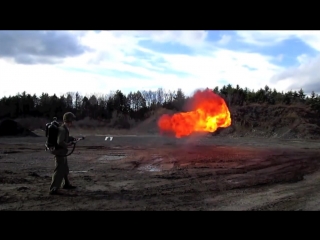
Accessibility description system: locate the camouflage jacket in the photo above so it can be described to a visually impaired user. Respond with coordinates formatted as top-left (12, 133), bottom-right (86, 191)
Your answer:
top-left (56, 124), bottom-right (75, 149)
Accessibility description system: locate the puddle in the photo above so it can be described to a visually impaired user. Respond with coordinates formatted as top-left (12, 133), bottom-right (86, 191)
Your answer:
top-left (98, 152), bottom-right (127, 161)
top-left (136, 154), bottom-right (176, 172)
top-left (161, 163), bottom-right (174, 170)
top-left (137, 165), bottom-right (161, 172)
top-left (180, 163), bottom-right (191, 167)
top-left (137, 163), bottom-right (174, 172)
top-left (154, 158), bottom-right (163, 163)
top-left (152, 154), bottom-right (163, 163)
top-left (137, 162), bottom-right (174, 172)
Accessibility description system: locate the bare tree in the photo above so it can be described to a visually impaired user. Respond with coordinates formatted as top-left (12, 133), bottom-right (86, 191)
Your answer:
top-left (157, 88), bottom-right (164, 105)
top-left (150, 90), bottom-right (157, 106)
top-left (89, 95), bottom-right (98, 105)
top-left (142, 90), bottom-right (152, 107)
top-left (75, 92), bottom-right (83, 111)
top-left (65, 92), bottom-right (74, 109)
top-left (66, 92), bottom-right (77, 108)
top-left (168, 90), bottom-right (176, 102)
top-left (132, 91), bottom-right (146, 111)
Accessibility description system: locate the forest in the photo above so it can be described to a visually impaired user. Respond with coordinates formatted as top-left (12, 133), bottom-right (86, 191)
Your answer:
top-left (1, 84), bottom-right (320, 128)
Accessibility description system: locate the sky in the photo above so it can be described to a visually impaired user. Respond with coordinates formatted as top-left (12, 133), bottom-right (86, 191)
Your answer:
top-left (1, 30), bottom-right (320, 98)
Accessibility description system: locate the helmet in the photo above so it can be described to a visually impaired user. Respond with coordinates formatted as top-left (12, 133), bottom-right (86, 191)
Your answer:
top-left (63, 112), bottom-right (76, 123)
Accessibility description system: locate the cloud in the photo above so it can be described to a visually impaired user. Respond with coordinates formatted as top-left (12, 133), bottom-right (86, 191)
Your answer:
top-left (111, 30), bottom-right (209, 48)
top-left (234, 31), bottom-right (320, 93)
top-left (276, 54), bottom-right (283, 62)
top-left (0, 31), bottom-right (90, 64)
top-left (217, 35), bottom-right (231, 45)
top-left (2, 30), bottom-right (320, 98)
top-left (235, 30), bottom-right (320, 51)
top-left (271, 54), bottom-right (320, 92)
top-left (58, 31), bottom-right (281, 95)
top-left (235, 31), bottom-right (291, 46)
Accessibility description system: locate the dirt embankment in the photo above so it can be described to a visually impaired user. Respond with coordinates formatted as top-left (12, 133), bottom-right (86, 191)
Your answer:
top-left (0, 118), bottom-right (38, 137)
top-left (224, 104), bottom-right (320, 139)
top-left (2, 104), bottom-right (320, 140)
top-left (131, 104), bottom-right (320, 140)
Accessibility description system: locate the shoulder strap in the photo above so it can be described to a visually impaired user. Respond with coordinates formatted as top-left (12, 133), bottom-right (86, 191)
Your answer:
top-left (63, 124), bottom-right (69, 135)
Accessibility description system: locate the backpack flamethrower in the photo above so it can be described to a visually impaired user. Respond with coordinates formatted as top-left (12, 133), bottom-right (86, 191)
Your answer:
top-left (44, 117), bottom-right (85, 157)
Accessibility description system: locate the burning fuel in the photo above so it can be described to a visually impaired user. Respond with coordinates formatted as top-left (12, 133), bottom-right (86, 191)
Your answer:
top-left (158, 89), bottom-right (231, 138)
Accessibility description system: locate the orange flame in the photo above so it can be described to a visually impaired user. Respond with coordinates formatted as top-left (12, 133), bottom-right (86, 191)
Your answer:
top-left (158, 89), bottom-right (231, 138)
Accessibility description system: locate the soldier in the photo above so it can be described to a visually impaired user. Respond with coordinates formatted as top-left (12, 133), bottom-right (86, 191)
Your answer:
top-left (49, 112), bottom-right (77, 195)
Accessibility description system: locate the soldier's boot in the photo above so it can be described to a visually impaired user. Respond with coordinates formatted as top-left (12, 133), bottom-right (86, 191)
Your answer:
top-left (49, 188), bottom-right (63, 195)
top-left (62, 177), bottom-right (76, 189)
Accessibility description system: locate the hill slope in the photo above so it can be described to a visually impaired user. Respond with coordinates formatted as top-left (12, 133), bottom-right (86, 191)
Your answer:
top-left (133, 104), bottom-right (320, 139)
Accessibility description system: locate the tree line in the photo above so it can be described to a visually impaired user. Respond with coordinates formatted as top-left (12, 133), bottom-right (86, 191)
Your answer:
top-left (1, 84), bottom-right (320, 123)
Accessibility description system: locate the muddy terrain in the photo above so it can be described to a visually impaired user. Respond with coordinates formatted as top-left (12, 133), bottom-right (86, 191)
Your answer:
top-left (1, 133), bottom-right (320, 211)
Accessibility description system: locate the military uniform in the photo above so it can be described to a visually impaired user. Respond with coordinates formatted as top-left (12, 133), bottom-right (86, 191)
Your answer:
top-left (49, 112), bottom-right (76, 195)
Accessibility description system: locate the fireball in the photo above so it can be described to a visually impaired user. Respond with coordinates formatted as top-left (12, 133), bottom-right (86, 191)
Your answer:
top-left (158, 89), bottom-right (231, 138)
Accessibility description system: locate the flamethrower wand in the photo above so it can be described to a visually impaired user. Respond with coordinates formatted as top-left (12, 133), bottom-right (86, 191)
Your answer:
top-left (45, 136), bottom-right (85, 157)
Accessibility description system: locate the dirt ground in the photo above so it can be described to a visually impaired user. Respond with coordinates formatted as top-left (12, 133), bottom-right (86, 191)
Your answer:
top-left (1, 131), bottom-right (320, 211)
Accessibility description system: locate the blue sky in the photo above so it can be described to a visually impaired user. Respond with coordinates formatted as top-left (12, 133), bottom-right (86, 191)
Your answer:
top-left (1, 30), bottom-right (320, 98)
